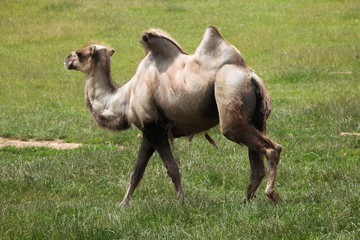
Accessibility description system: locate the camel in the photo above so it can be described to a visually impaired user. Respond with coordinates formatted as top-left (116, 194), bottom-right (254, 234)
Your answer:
top-left (64, 26), bottom-right (282, 206)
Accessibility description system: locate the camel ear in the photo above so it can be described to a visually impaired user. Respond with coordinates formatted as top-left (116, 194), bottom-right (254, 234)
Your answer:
top-left (90, 45), bottom-right (96, 56)
top-left (108, 48), bottom-right (115, 57)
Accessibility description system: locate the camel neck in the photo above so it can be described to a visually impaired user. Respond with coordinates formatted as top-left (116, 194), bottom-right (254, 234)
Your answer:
top-left (88, 59), bottom-right (115, 87)
top-left (85, 61), bottom-right (127, 120)
top-left (86, 60), bottom-right (116, 100)
top-left (85, 70), bottom-right (132, 131)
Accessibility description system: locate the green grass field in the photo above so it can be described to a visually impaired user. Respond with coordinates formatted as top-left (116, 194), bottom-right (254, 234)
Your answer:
top-left (1, 0), bottom-right (359, 239)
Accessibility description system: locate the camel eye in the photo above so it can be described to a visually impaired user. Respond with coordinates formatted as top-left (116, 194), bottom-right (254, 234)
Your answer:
top-left (77, 52), bottom-right (83, 58)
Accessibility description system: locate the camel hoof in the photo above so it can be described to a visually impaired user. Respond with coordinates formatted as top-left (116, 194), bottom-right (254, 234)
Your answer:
top-left (243, 193), bottom-right (256, 204)
top-left (118, 200), bottom-right (129, 208)
top-left (266, 191), bottom-right (280, 204)
top-left (177, 194), bottom-right (185, 204)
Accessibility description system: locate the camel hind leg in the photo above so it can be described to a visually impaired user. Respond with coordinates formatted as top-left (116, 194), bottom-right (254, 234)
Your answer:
top-left (221, 114), bottom-right (282, 203)
top-left (245, 104), bottom-right (266, 202)
top-left (215, 66), bottom-right (282, 203)
top-left (246, 150), bottom-right (265, 201)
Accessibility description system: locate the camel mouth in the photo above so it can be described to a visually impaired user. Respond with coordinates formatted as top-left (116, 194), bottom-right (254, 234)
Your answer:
top-left (64, 61), bottom-right (75, 70)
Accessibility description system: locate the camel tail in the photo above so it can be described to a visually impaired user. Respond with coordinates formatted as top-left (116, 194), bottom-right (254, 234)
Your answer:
top-left (250, 73), bottom-right (272, 119)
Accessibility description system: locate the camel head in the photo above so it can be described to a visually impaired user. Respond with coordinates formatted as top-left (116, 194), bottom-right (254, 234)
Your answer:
top-left (64, 44), bottom-right (115, 74)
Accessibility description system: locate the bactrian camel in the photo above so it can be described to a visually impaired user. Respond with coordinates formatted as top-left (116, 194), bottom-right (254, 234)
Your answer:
top-left (64, 26), bottom-right (282, 206)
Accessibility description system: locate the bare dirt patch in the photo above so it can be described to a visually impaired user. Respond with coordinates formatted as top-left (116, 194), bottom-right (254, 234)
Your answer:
top-left (340, 132), bottom-right (360, 136)
top-left (0, 137), bottom-right (82, 150)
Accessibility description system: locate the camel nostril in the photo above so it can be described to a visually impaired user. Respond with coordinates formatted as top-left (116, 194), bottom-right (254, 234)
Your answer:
top-left (142, 34), bottom-right (148, 42)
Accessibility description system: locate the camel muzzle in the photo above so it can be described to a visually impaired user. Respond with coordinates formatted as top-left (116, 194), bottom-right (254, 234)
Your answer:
top-left (64, 60), bottom-right (75, 70)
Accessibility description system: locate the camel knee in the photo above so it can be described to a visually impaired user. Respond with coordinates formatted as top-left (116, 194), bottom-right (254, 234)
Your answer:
top-left (251, 167), bottom-right (265, 181)
top-left (222, 127), bottom-right (232, 140)
top-left (222, 127), bottom-right (240, 143)
top-left (276, 144), bottom-right (283, 154)
top-left (129, 170), bottom-right (144, 187)
top-left (166, 164), bottom-right (180, 180)
top-left (221, 122), bottom-right (265, 148)
top-left (264, 144), bottom-right (282, 162)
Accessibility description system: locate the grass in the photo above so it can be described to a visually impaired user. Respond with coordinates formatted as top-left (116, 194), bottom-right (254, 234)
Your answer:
top-left (1, 0), bottom-right (360, 239)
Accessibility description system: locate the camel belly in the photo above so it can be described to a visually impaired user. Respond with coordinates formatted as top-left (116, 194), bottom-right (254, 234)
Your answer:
top-left (170, 117), bottom-right (219, 137)
top-left (157, 87), bottom-right (219, 137)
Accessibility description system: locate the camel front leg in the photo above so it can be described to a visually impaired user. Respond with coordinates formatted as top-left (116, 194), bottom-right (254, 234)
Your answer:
top-left (143, 123), bottom-right (184, 203)
top-left (158, 146), bottom-right (184, 202)
top-left (120, 137), bottom-right (155, 206)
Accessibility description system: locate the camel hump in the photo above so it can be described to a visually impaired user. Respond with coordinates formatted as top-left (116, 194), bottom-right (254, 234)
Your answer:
top-left (195, 26), bottom-right (248, 68)
top-left (205, 25), bottom-right (223, 38)
top-left (140, 29), bottom-right (187, 56)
